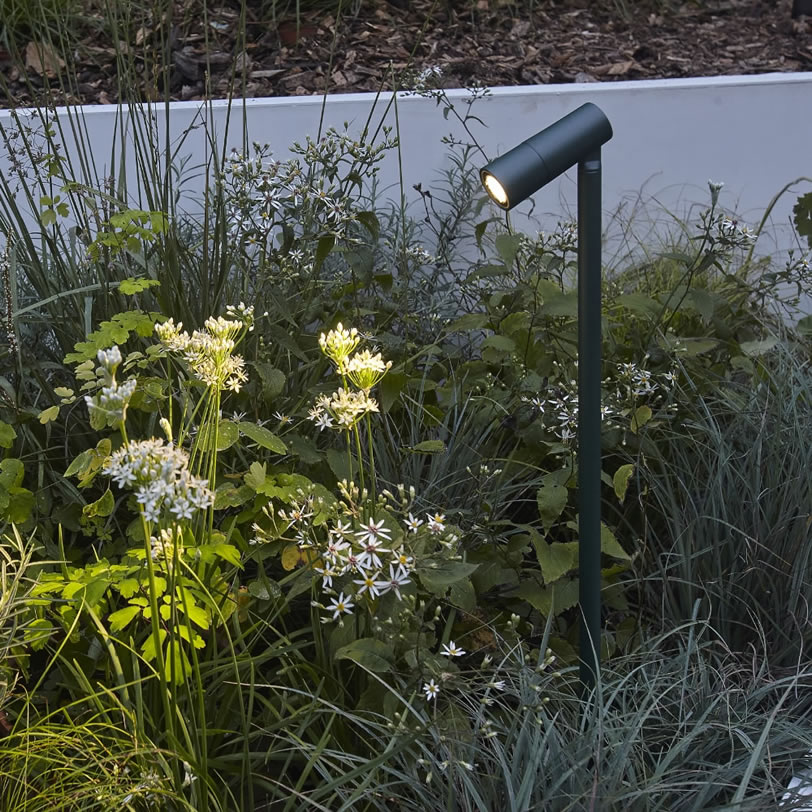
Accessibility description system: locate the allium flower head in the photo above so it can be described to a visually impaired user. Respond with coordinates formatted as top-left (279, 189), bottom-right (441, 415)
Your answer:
top-left (155, 309), bottom-right (252, 392)
top-left (310, 387), bottom-right (379, 430)
top-left (319, 323), bottom-right (361, 373)
top-left (346, 349), bottom-right (392, 391)
top-left (104, 438), bottom-right (214, 523)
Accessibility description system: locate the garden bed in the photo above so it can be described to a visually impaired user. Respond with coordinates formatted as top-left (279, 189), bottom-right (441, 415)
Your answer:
top-left (0, 0), bottom-right (809, 106)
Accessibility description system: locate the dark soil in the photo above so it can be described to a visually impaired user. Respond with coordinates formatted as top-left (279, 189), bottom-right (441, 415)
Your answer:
top-left (0, 0), bottom-right (809, 106)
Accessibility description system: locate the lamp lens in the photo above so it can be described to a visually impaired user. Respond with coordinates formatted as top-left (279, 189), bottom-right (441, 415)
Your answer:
top-left (483, 173), bottom-right (508, 206)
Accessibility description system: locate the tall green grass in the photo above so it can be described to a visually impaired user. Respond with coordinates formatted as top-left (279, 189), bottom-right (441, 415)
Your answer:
top-left (634, 340), bottom-right (812, 665)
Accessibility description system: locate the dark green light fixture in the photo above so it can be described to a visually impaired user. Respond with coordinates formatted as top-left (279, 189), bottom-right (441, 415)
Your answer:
top-left (480, 102), bottom-right (613, 688)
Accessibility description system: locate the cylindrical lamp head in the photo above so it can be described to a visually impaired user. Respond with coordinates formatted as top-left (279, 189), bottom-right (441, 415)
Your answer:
top-left (480, 102), bottom-right (613, 210)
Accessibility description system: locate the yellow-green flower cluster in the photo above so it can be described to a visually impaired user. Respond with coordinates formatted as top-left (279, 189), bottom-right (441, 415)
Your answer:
top-left (346, 349), bottom-right (392, 392)
top-left (310, 323), bottom-right (392, 432)
top-left (155, 307), bottom-right (253, 392)
top-left (319, 323), bottom-right (361, 375)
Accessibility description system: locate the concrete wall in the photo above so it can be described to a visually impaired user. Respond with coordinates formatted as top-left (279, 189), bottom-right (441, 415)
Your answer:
top-left (2, 72), bottom-right (810, 310)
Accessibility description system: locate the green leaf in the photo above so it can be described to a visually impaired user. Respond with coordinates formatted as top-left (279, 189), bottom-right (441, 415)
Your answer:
top-left (533, 538), bottom-right (578, 584)
top-left (38, 405), bottom-right (60, 424)
top-left (335, 638), bottom-right (394, 673)
top-left (495, 232), bottom-right (522, 267)
top-left (613, 463), bottom-right (634, 504)
top-left (253, 363), bottom-right (286, 402)
top-left (238, 422), bottom-right (287, 454)
top-left (500, 310), bottom-right (531, 336)
top-left (65, 449), bottom-right (94, 478)
top-left (248, 579), bottom-right (281, 601)
top-left (314, 234), bottom-right (336, 270)
top-left (244, 461), bottom-right (269, 493)
top-left (379, 371), bottom-right (406, 413)
top-left (630, 405), bottom-right (652, 434)
top-left (181, 602), bottom-right (210, 630)
top-left (5, 487), bottom-right (33, 523)
top-left (284, 433), bottom-right (321, 464)
top-left (537, 483), bottom-right (569, 529)
top-left (210, 543), bottom-right (242, 568)
top-left (793, 191), bottom-right (812, 248)
top-left (118, 277), bottom-right (160, 294)
top-left (404, 440), bottom-right (446, 454)
top-left (356, 210), bottom-right (380, 239)
top-left (213, 484), bottom-right (254, 510)
top-left (684, 288), bottom-right (716, 323)
top-left (417, 560), bottom-right (479, 595)
top-left (615, 293), bottom-right (661, 320)
top-left (326, 448), bottom-right (351, 481)
top-left (216, 420), bottom-right (240, 451)
top-left (141, 628), bottom-right (168, 662)
top-left (199, 420), bottom-right (240, 451)
top-left (481, 334), bottom-right (516, 354)
top-left (448, 313), bottom-right (491, 332)
top-left (600, 523), bottom-right (630, 560)
top-left (0, 421), bottom-right (16, 448)
top-left (108, 605), bottom-right (142, 633)
top-left (541, 291), bottom-right (578, 318)
top-left (449, 578), bottom-right (476, 611)
top-left (470, 263), bottom-right (509, 280)
top-left (24, 618), bottom-right (54, 650)
top-left (739, 336), bottom-right (778, 357)
top-left (83, 488), bottom-right (114, 519)
top-left (677, 337), bottom-right (719, 357)
top-left (514, 577), bottom-right (579, 617)
top-left (0, 459), bottom-right (24, 489)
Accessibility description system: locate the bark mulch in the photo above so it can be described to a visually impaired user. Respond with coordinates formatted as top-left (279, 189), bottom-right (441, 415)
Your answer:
top-left (0, 0), bottom-right (809, 107)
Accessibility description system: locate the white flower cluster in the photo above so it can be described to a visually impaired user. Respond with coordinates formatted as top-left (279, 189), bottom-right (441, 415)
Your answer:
top-left (308, 388), bottom-right (380, 431)
top-left (103, 438), bottom-right (214, 523)
top-left (524, 388), bottom-right (581, 444)
top-left (522, 361), bottom-right (677, 444)
top-left (309, 323), bottom-right (390, 431)
top-left (254, 503), bottom-right (463, 623)
top-left (715, 215), bottom-right (757, 248)
top-left (84, 345), bottom-right (137, 428)
top-left (222, 130), bottom-right (395, 249)
top-left (155, 308), bottom-right (253, 392)
top-left (403, 65), bottom-right (444, 95)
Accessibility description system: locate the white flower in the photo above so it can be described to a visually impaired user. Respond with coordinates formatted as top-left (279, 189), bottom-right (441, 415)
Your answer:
top-left (423, 679), bottom-right (440, 700)
top-left (375, 564), bottom-right (411, 600)
top-left (392, 547), bottom-right (414, 570)
top-left (314, 412), bottom-right (333, 432)
top-left (405, 513), bottom-right (423, 533)
top-left (315, 564), bottom-right (337, 588)
top-left (353, 571), bottom-right (382, 598)
top-left (357, 537), bottom-right (390, 571)
top-left (427, 513), bottom-right (446, 534)
top-left (326, 592), bottom-right (354, 620)
top-left (356, 518), bottom-right (392, 546)
top-left (440, 640), bottom-right (465, 658)
top-left (488, 680), bottom-right (505, 691)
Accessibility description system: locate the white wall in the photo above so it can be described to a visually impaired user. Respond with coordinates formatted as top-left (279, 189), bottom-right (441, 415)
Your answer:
top-left (2, 73), bottom-right (811, 311)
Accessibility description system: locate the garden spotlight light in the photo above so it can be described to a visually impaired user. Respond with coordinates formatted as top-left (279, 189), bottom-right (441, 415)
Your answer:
top-left (480, 102), bottom-right (613, 689)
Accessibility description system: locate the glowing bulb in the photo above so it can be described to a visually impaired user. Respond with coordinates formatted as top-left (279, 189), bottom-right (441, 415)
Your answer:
top-left (483, 173), bottom-right (508, 207)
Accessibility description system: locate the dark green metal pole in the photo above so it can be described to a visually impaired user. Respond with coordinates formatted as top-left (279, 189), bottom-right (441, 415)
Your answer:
top-left (577, 150), bottom-right (603, 688)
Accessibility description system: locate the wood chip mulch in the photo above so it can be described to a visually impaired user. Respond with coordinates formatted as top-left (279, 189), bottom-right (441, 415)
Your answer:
top-left (0, 0), bottom-right (809, 107)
